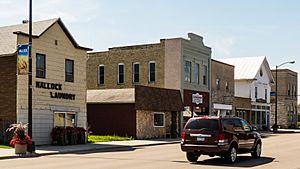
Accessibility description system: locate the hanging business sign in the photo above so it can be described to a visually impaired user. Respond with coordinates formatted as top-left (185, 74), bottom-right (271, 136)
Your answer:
top-left (17, 44), bottom-right (29, 75)
top-left (192, 93), bottom-right (203, 105)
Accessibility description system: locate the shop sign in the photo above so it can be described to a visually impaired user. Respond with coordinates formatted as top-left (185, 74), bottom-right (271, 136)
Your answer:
top-left (192, 93), bottom-right (203, 105)
top-left (17, 44), bottom-right (29, 75)
top-left (36, 81), bottom-right (76, 100)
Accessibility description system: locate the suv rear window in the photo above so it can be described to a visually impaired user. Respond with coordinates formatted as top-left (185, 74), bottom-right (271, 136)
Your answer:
top-left (185, 119), bottom-right (219, 131)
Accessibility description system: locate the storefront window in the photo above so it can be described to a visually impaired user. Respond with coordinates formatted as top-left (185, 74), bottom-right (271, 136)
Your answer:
top-left (153, 113), bottom-right (164, 127)
top-left (54, 112), bottom-right (76, 127)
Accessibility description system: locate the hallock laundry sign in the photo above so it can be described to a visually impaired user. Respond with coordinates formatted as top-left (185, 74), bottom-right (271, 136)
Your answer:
top-left (36, 81), bottom-right (76, 100)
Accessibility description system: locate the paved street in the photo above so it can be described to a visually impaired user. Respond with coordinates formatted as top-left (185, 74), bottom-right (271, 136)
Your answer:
top-left (0, 133), bottom-right (300, 169)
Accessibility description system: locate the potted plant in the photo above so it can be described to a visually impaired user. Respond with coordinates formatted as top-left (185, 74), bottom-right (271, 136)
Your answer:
top-left (6, 123), bottom-right (32, 154)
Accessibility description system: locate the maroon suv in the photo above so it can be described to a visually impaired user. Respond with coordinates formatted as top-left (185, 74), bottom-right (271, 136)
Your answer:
top-left (181, 116), bottom-right (262, 163)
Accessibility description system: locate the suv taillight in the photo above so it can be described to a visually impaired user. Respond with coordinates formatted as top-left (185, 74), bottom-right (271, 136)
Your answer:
top-left (181, 132), bottom-right (185, 142)
top-left (218, 133), bottom-right (225, 143)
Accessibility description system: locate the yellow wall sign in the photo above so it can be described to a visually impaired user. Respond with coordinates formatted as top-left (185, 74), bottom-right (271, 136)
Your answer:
top-left (17, 44), bottom-right (29, 75)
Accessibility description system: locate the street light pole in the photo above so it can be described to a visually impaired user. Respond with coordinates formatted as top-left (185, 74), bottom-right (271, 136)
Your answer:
top-left (27, 0), bottom-right (35, 152)
top-left (274, 61), bottom-right (295, 133)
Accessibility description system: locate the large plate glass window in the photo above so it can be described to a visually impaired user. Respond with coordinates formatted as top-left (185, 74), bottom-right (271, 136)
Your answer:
top-left (54, 112), bottom-right (76, 127)
top-left (36, 53), bottom-right (46, 78)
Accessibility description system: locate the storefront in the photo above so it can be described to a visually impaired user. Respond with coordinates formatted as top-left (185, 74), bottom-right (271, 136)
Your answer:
top-left (182, 89), bottom-right (209, 125)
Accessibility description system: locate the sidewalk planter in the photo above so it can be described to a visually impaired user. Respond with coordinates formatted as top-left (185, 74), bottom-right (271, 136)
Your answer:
top-left (14, 144), bottom-right (27, 154)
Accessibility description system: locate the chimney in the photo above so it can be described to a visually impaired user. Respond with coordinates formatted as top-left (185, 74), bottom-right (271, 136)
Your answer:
top-left (22, 20), bottom-right (29, 24)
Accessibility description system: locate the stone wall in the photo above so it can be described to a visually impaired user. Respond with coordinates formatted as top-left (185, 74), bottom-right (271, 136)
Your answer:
top-left (87, 42), bottom-right (165, 89)
top-left (136, 110), bottom-right (172, 139)
top-left (211, 59), bottom-right (235, 113)
top-left (270, 69), bottom-right (298, 128)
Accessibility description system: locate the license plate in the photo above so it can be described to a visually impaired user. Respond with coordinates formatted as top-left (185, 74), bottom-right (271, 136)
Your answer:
top-left (197, 137), bottom-right (205, 141)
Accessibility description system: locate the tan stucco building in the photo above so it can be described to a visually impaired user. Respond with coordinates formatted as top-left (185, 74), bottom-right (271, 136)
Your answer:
top-left (271, 69), bottom-right (298, 128)
top-left (87, 33), bottom-right (211, 138)
top-left (0, 18), bottom-right (91, 145)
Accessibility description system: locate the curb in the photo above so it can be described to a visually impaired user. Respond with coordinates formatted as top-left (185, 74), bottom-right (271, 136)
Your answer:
top-left (0, 140), bottom-right (180, 160)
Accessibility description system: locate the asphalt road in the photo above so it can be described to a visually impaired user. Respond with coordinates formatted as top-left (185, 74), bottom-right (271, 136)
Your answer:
top-left (0, 133), bottom-right (300, 169)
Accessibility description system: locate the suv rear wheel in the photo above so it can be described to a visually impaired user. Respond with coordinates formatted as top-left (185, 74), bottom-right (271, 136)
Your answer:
top-left (225, 145), bottom-right (237, 163)
top-left (251, 142), bottom-right (262, 158)
top-left (186, 152), bottom-right (199, 162)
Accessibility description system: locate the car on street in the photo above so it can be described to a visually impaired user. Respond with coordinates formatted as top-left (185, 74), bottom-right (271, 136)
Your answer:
top-left (181, 116), bottom-right (262, 163)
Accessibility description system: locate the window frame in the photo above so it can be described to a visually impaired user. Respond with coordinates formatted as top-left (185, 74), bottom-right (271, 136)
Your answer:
top-left (216, 78), bottom-right (220, 90)
top-left (194, 63), bottom-right (200, 84)
top-left (118, 63), bottom-right (125, 84)
top-left (36, 53), bottom-right (46, 78)
top-left (184, 60), bottom-right (192, 82)
top-left (203, 65), bottom-right (208, 85)
top-left (65, 59), bottom-right (74, 82)
top-left (98, 64), bottom-right (105, 85)
top-left (132, 62), bottom-right (140, 83)
top-left (53, 112), bottom-right (77, 128)
top-left (148, 61), bottom-right (156, 83)
top-left (153, 112), bottom-right (165, 127)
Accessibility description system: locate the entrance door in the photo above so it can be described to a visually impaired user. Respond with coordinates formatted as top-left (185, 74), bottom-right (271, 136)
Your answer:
top-left (171, 111), bottom-right (177, 138)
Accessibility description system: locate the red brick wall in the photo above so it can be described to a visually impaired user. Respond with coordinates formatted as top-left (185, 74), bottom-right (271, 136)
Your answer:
top-left (0, 55), bottom-right (17, 121)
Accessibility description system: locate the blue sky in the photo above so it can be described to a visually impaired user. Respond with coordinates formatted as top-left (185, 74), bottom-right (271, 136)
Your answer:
top-left (0, 0), bottom-right (299, 96)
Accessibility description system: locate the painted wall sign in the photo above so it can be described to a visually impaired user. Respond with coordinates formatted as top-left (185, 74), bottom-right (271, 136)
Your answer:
top-left (192, 93), bottom-right (203, 105)
top-left (36, 81), bottom-right (76, 100)
top-left (17, 44), bottom-right (29, 75)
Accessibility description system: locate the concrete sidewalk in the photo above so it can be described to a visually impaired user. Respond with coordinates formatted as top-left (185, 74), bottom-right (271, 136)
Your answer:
top-left (0, 139), bottom-right (180, 160)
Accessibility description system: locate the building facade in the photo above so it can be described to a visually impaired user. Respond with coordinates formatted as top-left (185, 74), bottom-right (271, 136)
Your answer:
top-left (271, 69), bottom-right (298, 128)
top-left (0, 18), bottom-right (91, 145)
top-left (87, 33), bottom-right (211, 136)
top-left (218, 56), bottom-right (274, 130)
top-left (211, 59), bottom-right (235, 116)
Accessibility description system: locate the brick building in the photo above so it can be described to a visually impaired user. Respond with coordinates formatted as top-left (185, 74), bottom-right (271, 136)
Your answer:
top-left (0, 18), bottom-right (91, 145)
top-left (87, 33), bottom-right (211, 138)
top-left (271, 69), bottom-right (298, 128)
top-left (211, 59), bottom-right (235, 116)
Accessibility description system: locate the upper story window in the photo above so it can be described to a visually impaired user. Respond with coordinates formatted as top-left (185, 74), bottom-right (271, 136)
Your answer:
top-left (194, 63), bottom-right (200, 84)
top-left (265, 89), bottom-right (268, 100)
top-left (255, 87), bottom-right (258, 98)
top-left (149, 61), bottom-right (156, 83)
top-left (36, 53), bottom-right (46, 78)
top-left (294, 85), bottom-right (297, 97)
top-left (203, 65), bottom-right (208, 85)
top-left (118, 63), bottom-right (125, 84)
top-left (288, 83), bottom-right (291, 96)
top-left (216, 78), bottom-right (220, 90)
top-left (65, 59), bottom-right (74, 82)
top-left (184, 60), bottom-right (191, 82)
top-left (98, 64), bottom-right (104, 85)
top-left (225, 81), bottom-right (229, 91)
top-left (133, 62), bottom-right (140, 83)
top-left (259, 68), bottom-right (263, 77)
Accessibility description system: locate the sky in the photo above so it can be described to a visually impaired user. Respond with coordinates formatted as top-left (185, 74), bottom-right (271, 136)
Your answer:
top-left (0, 0), bottom-right (299, 100)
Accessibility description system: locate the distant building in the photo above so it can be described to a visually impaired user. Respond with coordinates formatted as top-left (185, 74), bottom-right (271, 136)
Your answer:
top-left (0, 18), bottom-right (91, 145)
top-left (271, 69), bottom-right (298, 128)
top-left (87, 33), bottom-right (211, 138)
top-left (211, 59), bottom-right (235, 116)
top-left (217, 56), bottom-right (274, 130)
